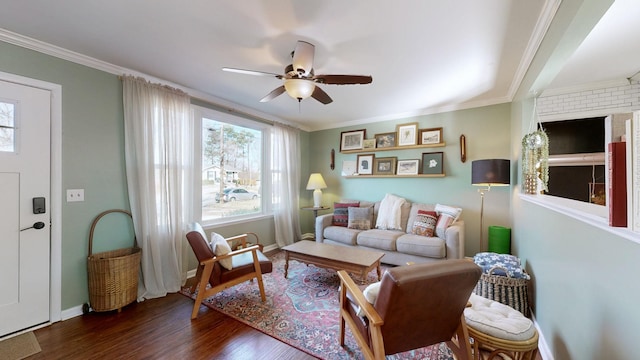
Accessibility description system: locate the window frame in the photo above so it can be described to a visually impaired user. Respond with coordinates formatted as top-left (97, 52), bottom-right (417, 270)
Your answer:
top-left (192, 105), bottom-right (272, 226)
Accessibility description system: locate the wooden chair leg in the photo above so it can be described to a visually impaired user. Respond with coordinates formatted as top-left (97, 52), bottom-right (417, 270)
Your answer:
top-left (190, 264), bottom-right (203, 293)
top-left (251, 249), bottom-right (266, 302)
top-left (191, 261), bottom-right (214, 320)
top-left (447, 316), bottom-right (473, 360)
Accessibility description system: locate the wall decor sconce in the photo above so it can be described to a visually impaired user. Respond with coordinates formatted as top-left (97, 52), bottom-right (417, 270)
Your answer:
top-left (460, 134), bottom-right (466, 163)
top-left (330, 149), bottom-right (335, 170)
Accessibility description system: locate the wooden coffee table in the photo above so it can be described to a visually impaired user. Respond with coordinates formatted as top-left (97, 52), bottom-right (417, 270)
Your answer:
top-left (282, 240), bottom-right (384, 283)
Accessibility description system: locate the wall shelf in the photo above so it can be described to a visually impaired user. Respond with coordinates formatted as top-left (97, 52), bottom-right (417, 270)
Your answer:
top-left (344, 174), bottom-right (446, 179)
top-left (340, 142), bottom-right (446, 154)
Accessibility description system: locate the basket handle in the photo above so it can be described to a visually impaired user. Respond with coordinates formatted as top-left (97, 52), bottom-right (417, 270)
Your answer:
top-left (487, 265), bottom-right (512, 278)
top-left (88, 209), bottom-right (134, 257)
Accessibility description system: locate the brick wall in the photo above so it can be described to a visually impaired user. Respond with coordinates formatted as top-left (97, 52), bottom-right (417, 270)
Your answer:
top-left (537, 81), bottom-right (640, 118)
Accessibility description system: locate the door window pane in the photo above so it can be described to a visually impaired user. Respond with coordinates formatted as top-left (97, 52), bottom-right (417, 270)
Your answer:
top-left (0, 101), bottom-right (16, 152)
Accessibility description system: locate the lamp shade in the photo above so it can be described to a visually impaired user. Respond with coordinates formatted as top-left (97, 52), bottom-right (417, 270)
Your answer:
top-left (471, 159), bottom-right (510, 186)
top-left (284, 79), bottom-right (316, 100)
top-left (306, 173), bottom-right (327, 190)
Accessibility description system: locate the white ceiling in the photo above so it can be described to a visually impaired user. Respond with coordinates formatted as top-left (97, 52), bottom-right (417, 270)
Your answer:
top-left (0, 0), bottom-right (638, 131)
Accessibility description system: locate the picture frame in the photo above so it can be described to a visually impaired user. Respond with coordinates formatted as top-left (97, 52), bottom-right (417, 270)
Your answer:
top-left (341, 160), bottom-right (357, 176)
top-left (375, 132), bottom-right (396, 148)
top-left (363, 138), bottom-right (376, 149)
top-left (396, 122), bottom-right (419, 146)
top-left (396, 159), bottom-right (420, 175)
top-left (420, 127), bottom-right (443, 145)
top-left (357, 154), bottom-right (375, 175)
top-left (421, 152), bottom-right (444, 175)
top-left (373, 157), bottom-right (397, 175)
top-left (340, 129), bottom-right (366, 151)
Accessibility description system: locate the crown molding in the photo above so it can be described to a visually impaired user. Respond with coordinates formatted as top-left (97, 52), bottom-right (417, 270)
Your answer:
top-left (508, 0), bottom-right (562, 100)
top-left (0, 28), bottom-right (305, 130)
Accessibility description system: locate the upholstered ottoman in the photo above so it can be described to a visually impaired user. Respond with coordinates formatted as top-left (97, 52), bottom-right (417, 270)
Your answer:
top-left (464, 294), bottom-right (539, 360)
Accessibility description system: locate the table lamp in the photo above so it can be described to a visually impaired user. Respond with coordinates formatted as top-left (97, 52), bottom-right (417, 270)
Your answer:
top-left (306, 173), bottom-right (327, 208)
top-left (472, 159), bottom-right (510, 252)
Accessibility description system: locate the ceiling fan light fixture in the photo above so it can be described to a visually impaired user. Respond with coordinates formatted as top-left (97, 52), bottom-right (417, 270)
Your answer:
top-left (284, 79), bottom-right (316, 100)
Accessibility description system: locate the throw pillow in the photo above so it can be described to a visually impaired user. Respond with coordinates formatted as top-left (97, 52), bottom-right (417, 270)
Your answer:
top-left (375, 193), bottom-right (406, 230)
top-left (434, 204), bottom-right (462, 238)
top-left (210, 232), bottom-right (233, 270)
top-left (411, 210), bottom-right (438, 237)
top-left (332, 202), bottom-right (360, 227)
top-left (356, 281), bottom-right (382, 317)
top-left (348, 206), bottom-right (373, 230)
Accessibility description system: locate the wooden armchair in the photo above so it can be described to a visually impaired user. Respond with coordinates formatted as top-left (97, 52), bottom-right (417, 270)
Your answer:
top-left (338, 259), bottom-right (482, 360)
top-left (186, 222), bottom-right (272, 319)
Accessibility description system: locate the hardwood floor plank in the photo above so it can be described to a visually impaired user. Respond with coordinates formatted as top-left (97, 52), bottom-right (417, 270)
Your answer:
top-left (32, 293), bottom-right (316, 359)
top-left (31, 280), bottom-right (541, 359)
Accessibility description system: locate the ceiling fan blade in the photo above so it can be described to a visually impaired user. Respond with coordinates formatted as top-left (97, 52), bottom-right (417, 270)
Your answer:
top-left (292, 41), bottom-right (315, 76)
top-left (313, 74), bottom-right (373, 85)
top-left (223, 67), bottom-right (283, 79)
top-left (311, 86), bottom-right (333, 104)
top-left (259, 86), bottom-right (286, 102)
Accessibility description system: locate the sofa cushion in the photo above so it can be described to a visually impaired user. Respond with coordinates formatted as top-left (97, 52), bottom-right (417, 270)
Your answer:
top-left (356, 229), bottom-right (404, 251)
top-left (348, 206), bottom-right (373, 230)
top-left (332, 202), bottom-right (360, 227)
top-left (410, 210), bottom-right (438, 237)
top-left (323, 226), bottom-right (361, 245)
top-left (396, 234), bottom-right (446, 258)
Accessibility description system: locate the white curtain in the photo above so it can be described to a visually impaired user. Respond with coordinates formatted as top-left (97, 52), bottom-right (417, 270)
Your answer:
top-left (272, 123), bottom-right (302, 246)
top-left (122, 76), bottom-right (193, 300)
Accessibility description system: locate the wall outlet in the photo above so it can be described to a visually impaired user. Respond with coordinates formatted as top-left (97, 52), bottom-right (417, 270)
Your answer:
top-left (66, 189), bottom-right (84, 202)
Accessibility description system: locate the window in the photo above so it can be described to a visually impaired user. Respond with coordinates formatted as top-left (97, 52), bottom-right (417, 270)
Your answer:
top-left (0, 100), bottom-right (16, 152)
top-left (194, 106), bottom-right (270, 223)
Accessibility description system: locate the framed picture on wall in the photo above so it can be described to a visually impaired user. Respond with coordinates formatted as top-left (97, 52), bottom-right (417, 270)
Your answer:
top-left (421, 152), bottom-right (444, 175)
top-left (363, 138), bottom-right (376, 149)
top-left (357, 154), bottom-right (374, 175)
top-left (340, 129), bottom-right (366, 151)
top-left (397, 159), bottom-right (420, 175)
top-left (396, 122), bottom-right (419, 146)
top-left (373, 157), bottom-right (397, 175)
top-left (375, 132), bottom-right (396, 148)
top-left (420, 127), bottom-right (443, 145)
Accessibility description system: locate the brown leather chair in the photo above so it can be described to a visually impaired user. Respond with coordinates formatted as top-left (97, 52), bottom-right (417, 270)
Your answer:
top-left (338, 259), bottom-right (482, 360)
top-left (186, 222), bottom-right (272, 319)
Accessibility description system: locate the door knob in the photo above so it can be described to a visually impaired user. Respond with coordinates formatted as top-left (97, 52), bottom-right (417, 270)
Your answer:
top-left (20, 222), bottom-right (46, 231)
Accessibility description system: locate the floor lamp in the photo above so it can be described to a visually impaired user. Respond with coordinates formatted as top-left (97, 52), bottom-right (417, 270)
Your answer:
top-left (471, 159), bottom-right (510, 252)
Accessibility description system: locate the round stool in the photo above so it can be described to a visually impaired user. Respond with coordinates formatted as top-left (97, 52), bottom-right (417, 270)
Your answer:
top-left (464, 294), bottom-right (539, 360)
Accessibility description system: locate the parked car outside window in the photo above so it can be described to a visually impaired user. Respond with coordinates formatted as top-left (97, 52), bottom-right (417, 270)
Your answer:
top-left (215, 187), bottom-right (259, 203)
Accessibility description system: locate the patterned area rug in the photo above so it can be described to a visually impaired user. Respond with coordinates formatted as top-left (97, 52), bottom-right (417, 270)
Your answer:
top-left (181, 251), bottom-right (453, 360)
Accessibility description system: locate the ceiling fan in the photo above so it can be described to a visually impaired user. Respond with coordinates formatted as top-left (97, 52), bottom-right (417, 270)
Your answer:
top-left (223, 40), bottom-right (373, 104)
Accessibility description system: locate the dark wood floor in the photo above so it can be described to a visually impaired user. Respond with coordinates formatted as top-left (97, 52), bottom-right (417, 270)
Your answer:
top-left (31, 292), bottom-right (316, 360)
top-left (30, 279), bottom-right (542, 360)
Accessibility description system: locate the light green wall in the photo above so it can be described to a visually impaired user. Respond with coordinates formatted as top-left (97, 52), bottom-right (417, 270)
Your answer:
top-left (304, 104), bottom-right (513, 256)
top-left (509, 0), bottom-right (640, 358)
top-left (0, 41), bottom-right (289, 310)
top-left (0, 41), bottom-right (133, 310)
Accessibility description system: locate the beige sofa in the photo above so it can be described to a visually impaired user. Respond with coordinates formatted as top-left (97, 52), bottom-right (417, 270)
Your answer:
top-left (315, 200), bottom-right (465, 266)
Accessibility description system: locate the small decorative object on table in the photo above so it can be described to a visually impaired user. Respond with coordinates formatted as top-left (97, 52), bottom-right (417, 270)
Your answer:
top-left (472, 252), bottom-right (530, 316)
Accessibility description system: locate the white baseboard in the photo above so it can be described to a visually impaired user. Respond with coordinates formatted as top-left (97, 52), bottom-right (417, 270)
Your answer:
top-left (531, 312), bottom-right (553, 360)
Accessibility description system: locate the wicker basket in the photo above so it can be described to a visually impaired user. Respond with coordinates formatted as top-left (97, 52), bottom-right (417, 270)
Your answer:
top-left (474, 266), bottom-right (530, 317)
top-left (87, 209), bottom-right (141, 312)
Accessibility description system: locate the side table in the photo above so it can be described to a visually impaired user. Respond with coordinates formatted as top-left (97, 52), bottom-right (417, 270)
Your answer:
top-left (301, 206), bottom-right (331, 240)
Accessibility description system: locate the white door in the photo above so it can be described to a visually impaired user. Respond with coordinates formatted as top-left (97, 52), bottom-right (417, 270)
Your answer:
top-left (0, 80), bottom-right (51, 337)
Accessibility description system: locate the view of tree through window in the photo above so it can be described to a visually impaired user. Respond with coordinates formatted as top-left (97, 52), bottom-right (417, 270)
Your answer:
top-left (202, 117), bottom-right (262, 221)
